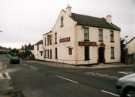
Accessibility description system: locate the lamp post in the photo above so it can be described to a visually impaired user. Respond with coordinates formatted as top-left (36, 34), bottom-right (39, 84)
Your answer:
top-left (125, 35), bottom-right (128, 64)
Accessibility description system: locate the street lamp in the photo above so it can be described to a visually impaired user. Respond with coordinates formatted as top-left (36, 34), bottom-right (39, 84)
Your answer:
top-left (125, 35), bottom-right (128, 64)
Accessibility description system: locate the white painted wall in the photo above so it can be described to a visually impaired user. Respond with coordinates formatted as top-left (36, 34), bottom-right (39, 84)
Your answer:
top-left (32, 43), bottom-right (44, 60)
top-left (128, 39), bottom-right (135, 55)
top-left (75, 26), bottom-right (120, 64)
top-left (36, 7), bottom-right (121, 65)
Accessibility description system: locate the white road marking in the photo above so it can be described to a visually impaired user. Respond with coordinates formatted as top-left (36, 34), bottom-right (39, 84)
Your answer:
top-left (4, 68), bottom-right (21, 73)
top-left (85, 72), bottom-right (118, 80)
top-left (56, 75), bottom-right (79, 84)
top-left (118, 71), bottom-right (131, 75)
top-left (29, 65), bottom-right (38, 71)
top-left (101, 90), bottom-right (119, 97)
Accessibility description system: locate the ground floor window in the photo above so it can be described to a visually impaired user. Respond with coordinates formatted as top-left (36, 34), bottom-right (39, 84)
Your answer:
top-left (111, 47), bottom-right (115, 59)
top-left (50, 49), bottom-right (52, 59)
top-left (55, 48), bottom-right (58, 59)
top-left (44, 49), bottom-right (52, 59)
top-left (68, 48), bottom-right (72, 55)
top-left (44, 50), bottom-right (46, 58)
top-left (40, 51), bottom-right (43, 56)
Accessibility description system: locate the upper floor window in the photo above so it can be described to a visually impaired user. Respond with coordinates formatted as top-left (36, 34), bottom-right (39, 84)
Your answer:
top-left (110, 30), bottom-right (114, 42)
top-left (60, 16), bottom-right (64, 27)
top-left (99, 29), bottom-right (103, 42)
top-left (84, 27), bottom-right (89, 41)
top-left (111, 47), bottom-right (115, 59)
top-left (47, 35), bottom-right (52, 45)
top-left (55, 33), bottom-right (57, 44)
top-left (50, 35), bottom-right (52, 45)
top-left (44, 37), bottom-right (46, 46)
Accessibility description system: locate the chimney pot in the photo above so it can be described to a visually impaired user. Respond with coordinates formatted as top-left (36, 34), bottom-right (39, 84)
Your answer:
top-left (66, 5), bottom-right (72, 16)
top-left (106, 15), bottom-right (112, 23)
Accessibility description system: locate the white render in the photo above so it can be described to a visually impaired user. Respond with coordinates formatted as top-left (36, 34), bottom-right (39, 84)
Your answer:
top-left (32, 41), bottom-right (44, 60)
top-left (127, 37), bottom-right (135, 55)
top-left (33, 6), bottom-right (121, 65)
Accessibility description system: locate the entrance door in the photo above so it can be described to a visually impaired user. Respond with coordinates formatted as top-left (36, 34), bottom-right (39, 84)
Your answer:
top-left (85, 46), bottom-right (89, 61)
top-left (98, 47), bottom-right (105, 63)
top-left (55, 48), bottom-right (58, 59)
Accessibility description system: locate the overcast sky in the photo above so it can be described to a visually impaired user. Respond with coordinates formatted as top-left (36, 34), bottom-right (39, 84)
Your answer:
top-left (0, 0), bottom-right (135, 48)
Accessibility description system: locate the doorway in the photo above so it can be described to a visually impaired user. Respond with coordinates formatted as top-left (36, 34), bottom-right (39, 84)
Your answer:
top-left (84, 46), bottom-right (89, 61)
top-left (98, 47), bottom-right (105, 63)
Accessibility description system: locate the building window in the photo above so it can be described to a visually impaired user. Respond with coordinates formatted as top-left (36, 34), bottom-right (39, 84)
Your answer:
top-left (111, 47), bottom-right (115, 59)
top-left (55, 33), bottom-right (57, 44)
top-left (47, 50), bottom-right (49, 58)
top-left (44, 37), bottom-right (46, 46)
top-left (47, 35), bottom-right (49, 46)
top-left (99, 29), bottom-right (103, 42)
top-left (55, 48), bottom-right (58, 59)
top-left (50, 49), bottom-right (52, 59)
top-left (60, 16), bottom-right (64, 27)
top-left (68, 48), bottom-right (72, 55)
top-left (110, 30), bottom-right (114, 42)
top-left (45, 37), bottom-right (46, 46)
top-left (44, 50), bottom-right (46, 58)
top-left (84, 27), bottom-right (89, 41)
top-left (40, 51), bottom-right (43, 56)
top-left (47, 35), bottom-right (52, 45)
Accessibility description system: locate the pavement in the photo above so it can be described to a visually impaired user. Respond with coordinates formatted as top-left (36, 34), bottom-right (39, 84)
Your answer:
top-left (0, 54), bottom-right (135, 97)
top-left (26, 60), bottom-right (134, 69)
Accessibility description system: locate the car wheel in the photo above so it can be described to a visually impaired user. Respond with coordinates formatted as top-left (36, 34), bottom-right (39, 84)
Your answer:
top-left (122, 88), bottom-right (135, 97)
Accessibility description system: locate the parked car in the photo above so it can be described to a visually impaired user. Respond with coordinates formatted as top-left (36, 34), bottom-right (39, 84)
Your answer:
top-left (0, 72), bottom-right (14, 94)
top-left (116, 73), bottom-right (135, 97)
top-left (9, 56), bottom-right (20, 64)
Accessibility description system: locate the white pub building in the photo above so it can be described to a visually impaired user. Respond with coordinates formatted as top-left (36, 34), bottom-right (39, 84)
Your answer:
top-left (33, 6), bottom-right (121, 65)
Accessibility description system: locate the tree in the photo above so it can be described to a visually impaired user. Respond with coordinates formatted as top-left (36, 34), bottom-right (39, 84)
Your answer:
top-left (19, 43), bottom-right (35, 59)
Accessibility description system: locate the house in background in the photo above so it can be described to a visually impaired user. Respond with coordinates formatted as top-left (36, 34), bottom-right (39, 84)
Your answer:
top-left (32, 40), bottom-right (44, 60)
top-left (127, 37), bottom-right (135, 64)
top-left (33, 6), bottom-right (121, 65)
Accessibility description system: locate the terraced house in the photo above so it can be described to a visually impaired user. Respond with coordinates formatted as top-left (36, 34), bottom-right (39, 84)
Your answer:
top-left (34, 6), bottom-right (121, 65)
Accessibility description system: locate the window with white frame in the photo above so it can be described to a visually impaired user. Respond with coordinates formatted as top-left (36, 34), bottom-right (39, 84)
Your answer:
top-left (99, 29), bottom-right (103, 42)
top-left (111, 47), bottom-right (115, 59)
top-left (84, 27), bottom-right (89, 41)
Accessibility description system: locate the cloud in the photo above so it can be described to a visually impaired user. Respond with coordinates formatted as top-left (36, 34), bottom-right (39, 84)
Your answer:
top-left (0, 0), bottom-right (134, 48)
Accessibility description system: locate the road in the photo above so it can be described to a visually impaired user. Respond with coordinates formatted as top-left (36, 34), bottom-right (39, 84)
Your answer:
top-left (0, 54), bottom-right (135, 97)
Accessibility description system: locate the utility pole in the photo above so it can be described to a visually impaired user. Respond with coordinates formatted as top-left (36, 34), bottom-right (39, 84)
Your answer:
top-left (125, 35), bottom-right (128, 64)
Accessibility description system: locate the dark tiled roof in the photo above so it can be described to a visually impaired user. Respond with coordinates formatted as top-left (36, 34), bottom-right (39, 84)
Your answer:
top-left (127, 37), bottom-right (135, 44)
top-left (35, 40), bottom-right (43, 45)
top-left (71, 13), bottom-right (121, 31)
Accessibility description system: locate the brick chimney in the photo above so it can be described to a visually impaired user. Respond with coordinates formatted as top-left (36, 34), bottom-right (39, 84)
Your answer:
top-left (66, 5), bottom-right (72, 16)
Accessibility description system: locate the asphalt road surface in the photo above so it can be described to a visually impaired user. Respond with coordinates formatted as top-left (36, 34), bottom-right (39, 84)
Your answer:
top-left (0, 54), bottom-right (135, 97)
